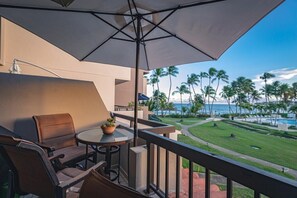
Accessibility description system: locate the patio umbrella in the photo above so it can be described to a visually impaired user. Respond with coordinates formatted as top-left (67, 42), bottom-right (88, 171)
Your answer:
top-left (0, 0), bottom-right (284, 145)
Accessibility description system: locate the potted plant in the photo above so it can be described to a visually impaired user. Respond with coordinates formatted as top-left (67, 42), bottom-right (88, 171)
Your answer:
top-left (101, 117), bottom-right (116, 135)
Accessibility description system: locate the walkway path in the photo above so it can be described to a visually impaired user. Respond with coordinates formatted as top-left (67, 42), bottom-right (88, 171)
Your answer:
top-left (179, 118), bottom-right (297, 178)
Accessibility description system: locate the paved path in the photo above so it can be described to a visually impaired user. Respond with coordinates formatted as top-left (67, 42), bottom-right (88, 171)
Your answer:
top-left (179, 118), bottom-right (297, 179)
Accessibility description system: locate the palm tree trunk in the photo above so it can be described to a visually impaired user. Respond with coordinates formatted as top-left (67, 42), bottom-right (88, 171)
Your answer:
top-left (211, 80), bottom-right (220, 115)
top-left (188, 85), bottom-right (192, 104)
top-left (192, 85), bottom-right (196, 96)
top-left (180, 95), bottom-right (183, 120)
top-left (156, 82), bottom-right (160, 115)
top-left (168, 75), bottom-right (172, 103)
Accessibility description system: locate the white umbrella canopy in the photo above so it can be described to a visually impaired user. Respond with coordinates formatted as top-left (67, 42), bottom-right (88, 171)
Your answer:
top-left (0, 0), bottom-right (284, 144)
top-left (0, 0), bottom-right (284, 70)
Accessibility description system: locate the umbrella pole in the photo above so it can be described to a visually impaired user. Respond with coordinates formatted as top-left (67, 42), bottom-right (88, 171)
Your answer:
top-left (133, 15), bottom-right (141, 147)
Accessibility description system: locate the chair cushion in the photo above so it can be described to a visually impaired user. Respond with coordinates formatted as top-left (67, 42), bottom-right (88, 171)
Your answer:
top-left (79, 170), bottom-right (148, 198)
top-left (54, 145), bottom-right (95, 165)
top-left (57, 167), bottom-right (84, 197)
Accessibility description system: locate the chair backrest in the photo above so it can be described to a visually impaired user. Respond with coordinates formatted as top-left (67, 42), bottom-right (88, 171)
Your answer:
top-left (33, 113), bottom-right (76, 149)
top-left (0, 126), bottom-right (21, 185)
top-left (79, 169), bottom-right (148, 198)
top-left (0, 135), bottom-right (59, 197)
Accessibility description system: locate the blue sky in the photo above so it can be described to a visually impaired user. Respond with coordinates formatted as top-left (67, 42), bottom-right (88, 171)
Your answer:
top-left (147, 0), bottom-right (297, 102)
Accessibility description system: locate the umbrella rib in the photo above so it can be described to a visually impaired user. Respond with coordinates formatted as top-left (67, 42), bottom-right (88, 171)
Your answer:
top-left (127, 0), bottom-right (137, 36)
top-left (0, 3), bottom-right (130, 16)
top-left (141, 7), bottom-right (178, 41)
top-left (80, 19), bottom-right (136, 61)
top-left (111, 37), bottom-right (135, 42)
top-left (142, 17), bottom-right (216, 60)
top-left (142, 0), bottom-right (226, 16)
top-left (91, 13), bottom-right (134, 41)
top-left (139, 22), bottom-right (150, 70)
top-left (143, 35), bottom-right (173, 42)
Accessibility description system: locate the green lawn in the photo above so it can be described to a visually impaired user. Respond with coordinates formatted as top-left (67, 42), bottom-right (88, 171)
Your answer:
top-left (159, 117), bottom-right (203, 130)
top-left (178, 135), bottom-right (295, 179)
top-left (188, 121), bottom-right (297, 170)
top-left (218, 185), bottom-right (256, 198)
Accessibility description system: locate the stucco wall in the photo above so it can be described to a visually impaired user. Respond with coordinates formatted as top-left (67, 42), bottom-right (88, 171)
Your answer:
top-left (115, 69), bottom-right (147, 107)
top-left (0, 73), bottom-right (109, 141)
top-left (0, 18), bottom-right (131, 111)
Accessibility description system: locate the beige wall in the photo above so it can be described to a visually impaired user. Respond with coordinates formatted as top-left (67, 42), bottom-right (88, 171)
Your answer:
top-left (115, 69), bottom-right (148, 107)
top-left (0, 18), bottom-right (131, 111)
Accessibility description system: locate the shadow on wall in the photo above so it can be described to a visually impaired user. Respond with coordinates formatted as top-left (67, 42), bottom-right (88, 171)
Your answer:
top-left (14, 118), bottom-right (38, 142)
top-left (0, 73), bottom-right (109, 140)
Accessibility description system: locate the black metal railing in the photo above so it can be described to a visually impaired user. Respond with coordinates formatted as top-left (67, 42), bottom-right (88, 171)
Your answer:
top-left (114, 113), bottom-right (175, 137)
top-left (139, 129), bottom-right (297, 198)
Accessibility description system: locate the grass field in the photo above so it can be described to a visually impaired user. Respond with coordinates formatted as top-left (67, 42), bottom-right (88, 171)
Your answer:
top-left (159, 117), bottom-right (203, 130)
top-left (178, 135), bottom-right (295, 179)
top-left (188, 121), bottom-right (297, 170)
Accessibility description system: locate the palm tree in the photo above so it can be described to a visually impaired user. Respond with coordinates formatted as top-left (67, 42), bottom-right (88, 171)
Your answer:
top-left (148, 75), bottom-right (158, 94)
top-left (183, 74), bottom-right (199, 104)
top-left (165, 66), bottom-right (179, 103)
top-left (251, 90), bottom-right (261, 104)
top-left (203, 85), bottom-right (216, 115)
top-left (172, 85), bottom-right (190, 119)
top-left (198, 71), bottom-right (208, 113)
top-left (211, 70), bottom-right (228, 113)
top-left (260, 72), bottom-right (275, 105)
top-left (271, 81), bottom-right (281, 102)
top-left (207, 67), bottom-right (218, 87)
top-left (221, 85), bottom-right (235, 114)
top-left (152, 68), bottom-right (166, 91)
top-left (289, 104), bottom-right (297, 128)
top-left (279, 83), bottom-right (291, 104)
top-left (167, 102), bottom-right (175, 115)
top-left (198, 71), bottom-right (208, 93)
top-left (291, 82), bottom-right (297, 102)
top-left (152, 68), bottom-right (166, 114)
top-left (206, 67), bottom-right (217, 114)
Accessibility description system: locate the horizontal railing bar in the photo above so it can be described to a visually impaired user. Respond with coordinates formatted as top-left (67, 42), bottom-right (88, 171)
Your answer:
top-left (114, 113), bottom-right (175, 135)
top-left (114, 113), bottom-right (171, 127)
top-left (139, 130), bottom-right (297, 198)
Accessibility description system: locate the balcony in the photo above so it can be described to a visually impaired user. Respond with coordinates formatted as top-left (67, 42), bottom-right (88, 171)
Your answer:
top-left (114, 113), bottom-right (297, 198)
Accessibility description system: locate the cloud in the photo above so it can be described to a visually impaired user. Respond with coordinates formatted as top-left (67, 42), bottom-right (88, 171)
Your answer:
top-left (252, 67), bottom-right (297, 86)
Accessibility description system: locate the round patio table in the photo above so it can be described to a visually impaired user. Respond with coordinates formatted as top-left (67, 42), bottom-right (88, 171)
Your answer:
top-left (76, 126), bottom-right (133, 180)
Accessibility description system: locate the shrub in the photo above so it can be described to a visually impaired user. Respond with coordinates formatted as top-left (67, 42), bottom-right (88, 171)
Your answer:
top-left (288, 125), bottom-right (297, 130)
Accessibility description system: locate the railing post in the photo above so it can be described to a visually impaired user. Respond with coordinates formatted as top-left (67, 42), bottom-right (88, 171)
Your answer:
top-left (176, 155), bottom-right (180, 198)
top-left (227, 178), bottom-right (233, 198)
top-left (205, 168), bottom-right (210, 198)
top-left (146, 141), bottom-right (151, 194)
top-left (189, 161), bottom-right (193, 198)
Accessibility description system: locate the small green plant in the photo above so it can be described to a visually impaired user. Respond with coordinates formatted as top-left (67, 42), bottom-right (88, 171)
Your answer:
top-left (101, 117), bottom-right (116, 127)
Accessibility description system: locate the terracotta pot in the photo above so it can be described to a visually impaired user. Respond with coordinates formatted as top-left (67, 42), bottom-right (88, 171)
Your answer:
top-left (101, 126), bottom-right (116, 135)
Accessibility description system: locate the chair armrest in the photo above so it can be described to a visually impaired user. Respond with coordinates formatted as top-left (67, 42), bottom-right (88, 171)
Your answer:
top-left (48, 154), bottom-right (65, 162)
top-left (58, 161), bottom-right (106, 190)
top-left (36, 143), bottom-right (55, 157)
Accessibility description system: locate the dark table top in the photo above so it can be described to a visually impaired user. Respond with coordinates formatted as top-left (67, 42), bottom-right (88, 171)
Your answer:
top-left (76, 126), bottom-right (133, 146)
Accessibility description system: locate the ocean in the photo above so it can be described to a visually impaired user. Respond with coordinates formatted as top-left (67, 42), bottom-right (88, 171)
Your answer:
top-left (155, 103), bottom-right (236, 115)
